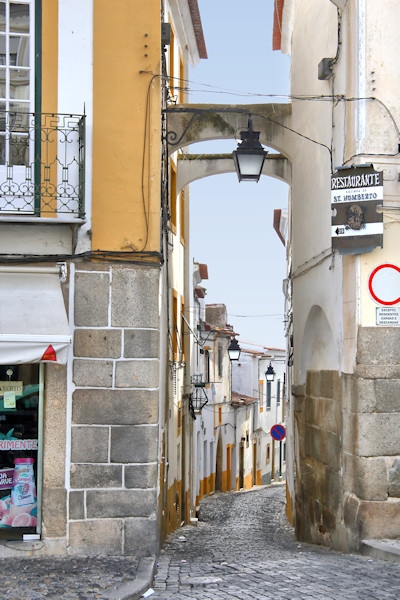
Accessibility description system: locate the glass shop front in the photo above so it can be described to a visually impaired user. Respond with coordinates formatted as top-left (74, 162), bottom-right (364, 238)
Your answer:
top-left (0, 267), bottom-right (71, 540)
top-left (0, 364), bottom-right (41, 539)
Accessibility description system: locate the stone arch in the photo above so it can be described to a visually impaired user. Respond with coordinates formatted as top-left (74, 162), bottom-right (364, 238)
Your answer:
top-left (166, 103), bottom-right (293, 157)
top-left (177, 153), bottom-right (291, 192)
top-left (166, 103), bottom-right (293, 191)
top-left (300, 305), bottom-right (339, 381)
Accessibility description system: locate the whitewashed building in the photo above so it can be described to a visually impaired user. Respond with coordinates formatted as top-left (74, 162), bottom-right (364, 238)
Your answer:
top-left (189, 263), bottom-right (286, 507)
top-left (274, 0), bottom-right (400, 551)
top-left (232, 347), bottom-right (286, 488)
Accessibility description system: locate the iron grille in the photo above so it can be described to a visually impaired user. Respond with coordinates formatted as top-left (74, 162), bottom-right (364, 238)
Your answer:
top-left (0, 111), bottom-right (85, 217)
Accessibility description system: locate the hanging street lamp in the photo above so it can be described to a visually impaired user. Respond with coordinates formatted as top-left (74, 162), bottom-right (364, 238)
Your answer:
top-left (265, 361), bottom-right (276, 382)
top-left (227, 337), bottom-right (241, 361)
top-left (232, 116), bottom-right (268, 182)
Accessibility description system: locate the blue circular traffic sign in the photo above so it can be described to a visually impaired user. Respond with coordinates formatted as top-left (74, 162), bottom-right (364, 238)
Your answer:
top-left (270, 424), bottom-right (286, 441)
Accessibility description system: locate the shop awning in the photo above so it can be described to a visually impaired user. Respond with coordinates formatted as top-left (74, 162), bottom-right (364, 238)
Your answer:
top-left (0, 266), bottom-right (72, 365)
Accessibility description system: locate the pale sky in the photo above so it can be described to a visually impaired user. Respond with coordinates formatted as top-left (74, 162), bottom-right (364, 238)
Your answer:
top-left (188, 0), bottom-right (290, 350)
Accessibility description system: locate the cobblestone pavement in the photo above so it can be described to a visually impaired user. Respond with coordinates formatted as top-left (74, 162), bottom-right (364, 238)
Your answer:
top-left (151, 485), bottom-right (400, 600)
top-left (1, 554), bottom-right (140, 599)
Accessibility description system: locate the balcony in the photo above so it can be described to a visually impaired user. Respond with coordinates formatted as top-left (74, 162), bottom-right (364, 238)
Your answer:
top-left (0, 111), bottom-right (85, 219)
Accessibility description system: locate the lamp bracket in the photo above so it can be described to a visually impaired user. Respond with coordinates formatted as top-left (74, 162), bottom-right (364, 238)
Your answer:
top-left (164, 106), bottom-right (250, 150)
top-left (189, 375), bottom-right (209, 416)
top-left (164, 111), bottom-right (204, 147)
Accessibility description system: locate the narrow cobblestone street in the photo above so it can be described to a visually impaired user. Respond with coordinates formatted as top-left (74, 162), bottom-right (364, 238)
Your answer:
top-left (151, 485), bottom-right (400, 599)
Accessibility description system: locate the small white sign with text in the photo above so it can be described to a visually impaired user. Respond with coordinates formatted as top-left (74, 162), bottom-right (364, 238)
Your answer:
top-left (376, 307), bottom-right (400, 326)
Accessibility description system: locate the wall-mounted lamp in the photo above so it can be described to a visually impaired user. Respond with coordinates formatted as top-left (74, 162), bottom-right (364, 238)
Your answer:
top-left (265, 361), bottom-right (276, 382)
top-left (189, 374), bottom-right (208, 416)
top-left (232, 117), bottom-right (268, 183)
top-left (228, 337), bottom-right (241, 361)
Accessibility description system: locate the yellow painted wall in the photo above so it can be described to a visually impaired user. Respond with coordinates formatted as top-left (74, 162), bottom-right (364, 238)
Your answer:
top-left (256, 469), bottom-right (262, 486)
top-left (92, 0), bottom-right (162, 253)
top-left (167, 479), bottom-right (182, 534)
top-left (196, 471), bottom-right (216, 506)
top-left (243, 472), bottom-right (253, 490)
top-left (41, 2), bottom-right (59, 216)
top-left (210, 472), bottom-right (216, 493)
top-left (42, 0), bottom-right (58, 113)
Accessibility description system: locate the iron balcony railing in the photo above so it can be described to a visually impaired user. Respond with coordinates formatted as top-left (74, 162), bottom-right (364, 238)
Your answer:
top-left (0, 111), bottom-right (85, 218)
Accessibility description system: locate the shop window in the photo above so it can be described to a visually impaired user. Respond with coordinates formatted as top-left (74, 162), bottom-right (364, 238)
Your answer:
top-left (0, 363), bottom-right (41, 537)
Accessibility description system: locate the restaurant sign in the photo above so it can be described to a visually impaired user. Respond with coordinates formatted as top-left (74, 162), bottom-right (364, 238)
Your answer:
top-left (331, 165), bottom-right (383, 254)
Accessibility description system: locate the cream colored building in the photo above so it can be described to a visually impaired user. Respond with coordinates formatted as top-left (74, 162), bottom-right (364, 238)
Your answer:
top-left (275, 0), bottom-right (400, 551)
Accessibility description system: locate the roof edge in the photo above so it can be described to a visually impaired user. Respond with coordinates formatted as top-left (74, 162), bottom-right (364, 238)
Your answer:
top-left (188, 0), bottom-right (208, 59)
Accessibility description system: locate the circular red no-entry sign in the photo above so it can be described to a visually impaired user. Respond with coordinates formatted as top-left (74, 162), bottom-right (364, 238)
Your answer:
top-left (368, 263), bottom-right (400, 306)
top-left (270, 424), bottom-right (286, 441)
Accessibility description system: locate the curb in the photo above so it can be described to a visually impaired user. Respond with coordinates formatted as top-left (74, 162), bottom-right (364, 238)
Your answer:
top-left (108, 556), bottom-right (156, 600)
top-left (361, 539), bottom-right (400, 564)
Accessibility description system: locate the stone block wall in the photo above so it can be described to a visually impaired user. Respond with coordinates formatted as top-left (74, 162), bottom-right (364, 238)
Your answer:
top-left (343, 327), bottom-right (400, 545)
top-left (294, 327), bottom-right (400, 553)
top-left (294, 370), bottom-right (344, 548)
top-left (69, 262), bottom-right (161, 556)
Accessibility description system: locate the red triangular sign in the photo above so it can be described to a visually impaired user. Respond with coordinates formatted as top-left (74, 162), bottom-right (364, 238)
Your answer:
top-left (41, 345), bottom-right (57, 362)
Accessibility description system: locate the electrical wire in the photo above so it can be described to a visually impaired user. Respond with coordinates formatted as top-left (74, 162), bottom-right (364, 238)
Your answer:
top-left (142, 68), bottom-right (400, 144)
top-left (144, 71), bottom-right (400, 168)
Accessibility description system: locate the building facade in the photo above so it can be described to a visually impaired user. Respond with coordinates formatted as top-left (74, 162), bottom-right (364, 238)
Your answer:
top-left (0, 0), bottom-right (206, 558)
top-left (232, 347), bottom-right (286, 489)
top-left (275, 0), bottom-right (400, 551)
top-left (190, 269), bottom-right (286, 510)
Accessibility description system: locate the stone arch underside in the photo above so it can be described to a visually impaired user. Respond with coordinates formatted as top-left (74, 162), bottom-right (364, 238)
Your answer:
top-left (300, 305), bottom-right (339, 381)
top-left (166, 103), bottom-right (293, 189)
top-left (177, 154), bottom-right (290, 191)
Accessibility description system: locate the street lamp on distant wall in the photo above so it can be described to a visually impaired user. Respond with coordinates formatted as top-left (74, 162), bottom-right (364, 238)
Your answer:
top-left (232, 117), bottom-right (268, 183)
top-left (265, 361), bottom-right (276, 382)
top-left (228, 337), bottom-right (241, 408)
top-left (227, 337), bottom-right (241, 361)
